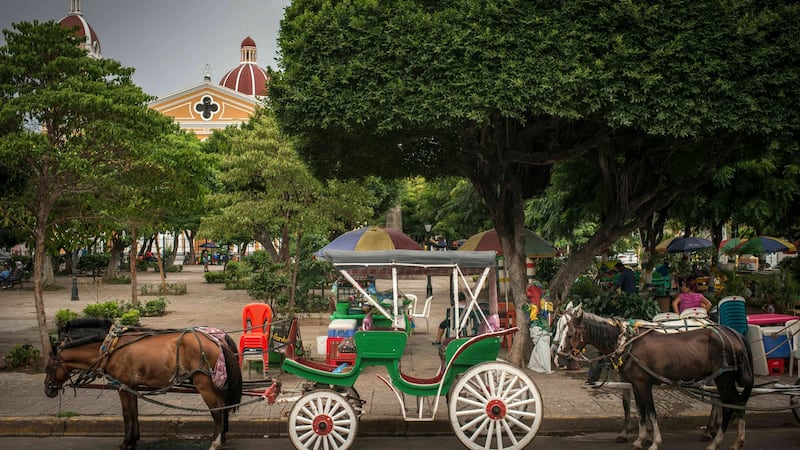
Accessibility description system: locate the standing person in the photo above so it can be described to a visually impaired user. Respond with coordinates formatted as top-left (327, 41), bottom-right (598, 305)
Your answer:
top-left (672, 278), bottom-right (712, 314)
top-left (613, 262), bottom-right (636, 293)
top-left (201, 249), bottom-right (209, 272)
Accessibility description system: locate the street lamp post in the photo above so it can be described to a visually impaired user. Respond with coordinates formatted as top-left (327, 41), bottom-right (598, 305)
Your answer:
top-left (424, 224), bottom-right (433, 296)
top-left (70, 249), bottom-right (79, 301)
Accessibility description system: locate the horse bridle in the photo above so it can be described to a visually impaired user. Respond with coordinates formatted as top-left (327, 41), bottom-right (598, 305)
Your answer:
top-left (46, 342), bottom-right (101, 393)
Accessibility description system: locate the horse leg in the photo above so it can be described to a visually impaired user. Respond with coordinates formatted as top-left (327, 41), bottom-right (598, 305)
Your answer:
top-left (617, 386), bottom-right (634, 443)
top-left (118, 391), bottom-right (140, 450)
top-left (707, 387), bottom-right (747, 450)
top-left (194, 376), bottom-right (226, 450)
top-left (630, 383), bottom-right (662, 450)
top-left (701, 405), bottom-right (720, 442)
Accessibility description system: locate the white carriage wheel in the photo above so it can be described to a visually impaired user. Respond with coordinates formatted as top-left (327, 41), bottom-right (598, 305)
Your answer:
top-left (448, 361), bottom-right (543, 450)
top-left (289, 389), bottom-right (358, 450)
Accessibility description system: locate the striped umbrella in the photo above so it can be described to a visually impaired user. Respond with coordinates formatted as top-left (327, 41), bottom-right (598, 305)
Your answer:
top-left (315, 226), bottom-right (421, 256)
top-left (458, 229), bottom-right (556, 258)
top-left (733, 236), bottom-right (796, 255)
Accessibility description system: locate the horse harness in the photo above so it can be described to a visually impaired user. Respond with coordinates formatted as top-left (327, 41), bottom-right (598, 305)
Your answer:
top-left (57, 325), bottom-right (221, 395)
top-left (571, 318), bottom-right (744, 387)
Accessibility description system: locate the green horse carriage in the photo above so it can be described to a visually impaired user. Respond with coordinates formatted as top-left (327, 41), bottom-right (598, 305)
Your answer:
top-left (281, 250), bottom-right (543, 450)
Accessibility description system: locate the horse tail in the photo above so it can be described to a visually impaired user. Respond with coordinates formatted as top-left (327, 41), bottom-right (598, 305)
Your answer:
top-left (736, 330), bottom-right (754, 402)
top-left (221, 339), bottom-right (243, 413)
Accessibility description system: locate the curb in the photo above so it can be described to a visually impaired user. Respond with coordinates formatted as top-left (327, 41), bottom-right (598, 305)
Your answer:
top-left (1, 410), bottom-right (795, 439)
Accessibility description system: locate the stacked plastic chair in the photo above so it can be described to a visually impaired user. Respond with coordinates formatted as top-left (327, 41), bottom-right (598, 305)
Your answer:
top-left (718, 296), bottom-right (748, 335)
top-left (238, 303), bottom-right (273, 376)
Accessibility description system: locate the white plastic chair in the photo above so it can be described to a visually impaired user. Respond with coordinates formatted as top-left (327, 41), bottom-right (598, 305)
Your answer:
top-left (411, 295), bottom-right (433, 334)
top-left (786, 319), bottom-right (800, 376)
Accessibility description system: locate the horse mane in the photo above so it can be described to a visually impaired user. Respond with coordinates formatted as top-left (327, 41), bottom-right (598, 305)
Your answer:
top-left (581, 311), bottom-right (624, 354)
top-left (60, 318), bottom-right (113, 349)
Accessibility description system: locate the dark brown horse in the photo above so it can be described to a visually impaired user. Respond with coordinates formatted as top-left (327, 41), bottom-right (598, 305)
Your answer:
top-left (559, 306), bottom-right (752, 450)
top-left (45, 318), bottom-right (242, 450)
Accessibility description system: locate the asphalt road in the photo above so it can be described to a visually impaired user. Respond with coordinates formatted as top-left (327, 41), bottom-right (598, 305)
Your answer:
top-left (3, 429), bottom-right (800, 450)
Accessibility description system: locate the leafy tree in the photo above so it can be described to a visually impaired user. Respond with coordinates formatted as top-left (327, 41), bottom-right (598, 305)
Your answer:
top-left (271, 0), bottom-right (800, 365)
top-left (202, 109), bottom-right (378, 311)
top-left (0, 21), bottom-right (179, 364)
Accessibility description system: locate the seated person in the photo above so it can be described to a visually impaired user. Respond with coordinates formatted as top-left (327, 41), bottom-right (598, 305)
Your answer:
top-left (0, 264), bottom-right (10, 282)
top-left (672, 279), bottom-right (712, 314)
top-left (433, 292), bottom-right (466, 345)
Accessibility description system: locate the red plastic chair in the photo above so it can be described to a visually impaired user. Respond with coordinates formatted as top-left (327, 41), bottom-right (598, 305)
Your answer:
top-left (239, 303), bottom-right (273, 376)
top-left (498, 302), bottom-right (516, 349)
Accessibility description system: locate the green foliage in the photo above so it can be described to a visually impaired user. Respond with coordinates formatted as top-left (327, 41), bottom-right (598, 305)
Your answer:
top-left (119, 309), bottom-right (140, 326)
top-left (223, 261), bottom-right (253, 290)
top-left (751, 269), bottom-right (800, 314)
top-left (533, 258), bottom-right (562, 284)
top-left (247, 261), bottom-right (290, 305)
top-left (567, 276), bottom-right (659, 319)
top-left (83, 301), bottom-right (121, 319)
top-left (580, 292), bottom-right (660, 320)
top-left (78, 253), bottom-right (110, 274)
top-left (4, 344), bottom-right (40, 369)
top-left (142, 297), bottom-right (169, 317)
top-left (204, 271), bottom-right (228, 283)
top-left (54, 309), bottom-right (79, 330)
top-left (140, 283), bottom-right (186, 295)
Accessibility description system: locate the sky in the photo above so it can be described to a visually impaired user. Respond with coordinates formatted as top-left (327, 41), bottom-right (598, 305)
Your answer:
top-left (0, 0), bottom-right (293, 98)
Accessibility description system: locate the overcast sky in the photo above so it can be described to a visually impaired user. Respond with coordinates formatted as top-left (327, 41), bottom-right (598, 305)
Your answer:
top-left (0, 0), bottom-right (292, 98)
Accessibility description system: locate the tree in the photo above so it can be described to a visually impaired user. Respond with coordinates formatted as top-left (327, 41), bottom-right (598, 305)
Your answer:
top-left (202, 109), bottom-right (378, 311)
top-left (0, 21), bottom-right (179, 364)
top-left (270, 1), bottom-right (800, 365)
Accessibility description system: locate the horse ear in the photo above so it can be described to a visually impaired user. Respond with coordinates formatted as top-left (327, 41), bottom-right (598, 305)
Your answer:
top-left (574, 304), bottom-right (583, 318)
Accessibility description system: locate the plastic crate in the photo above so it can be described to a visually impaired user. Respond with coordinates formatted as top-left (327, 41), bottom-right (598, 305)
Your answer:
top-left (767, 358), bottom-right (785, 375)
top-left (326, 337), bottom-right (357, 366)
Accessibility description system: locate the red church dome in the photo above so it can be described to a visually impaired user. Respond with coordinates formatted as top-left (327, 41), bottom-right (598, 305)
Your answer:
top-left (219, 36), bottom-right (268, 97)
top-left (59, 0), bottom-right (101, 59)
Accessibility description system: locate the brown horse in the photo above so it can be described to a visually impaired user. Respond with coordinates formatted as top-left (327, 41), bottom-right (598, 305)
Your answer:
top-left (559, 306), bottom-right (752, 450)
top-left (45, 318), bottom-right (242, 450)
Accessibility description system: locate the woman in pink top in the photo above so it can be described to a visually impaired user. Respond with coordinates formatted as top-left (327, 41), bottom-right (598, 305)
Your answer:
top-left (672, 279), bottom-right (712, 313)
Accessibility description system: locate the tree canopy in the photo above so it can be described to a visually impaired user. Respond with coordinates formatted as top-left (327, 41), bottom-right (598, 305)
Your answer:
top-left (271, 0), bottom-right (799, 365)
top-left (0, 21), bottom-right (184, 364)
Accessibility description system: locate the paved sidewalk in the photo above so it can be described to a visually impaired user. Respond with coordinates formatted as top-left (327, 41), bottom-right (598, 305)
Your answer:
top-left (0, 265), bottom-right (797, 441)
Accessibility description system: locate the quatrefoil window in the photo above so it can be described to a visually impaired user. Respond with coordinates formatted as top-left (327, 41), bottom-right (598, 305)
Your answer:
top-left (194, 95), bottom-right (220, 120)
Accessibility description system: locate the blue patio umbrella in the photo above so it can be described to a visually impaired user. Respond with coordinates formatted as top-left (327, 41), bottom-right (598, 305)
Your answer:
top-left (661, 236), bottom-right (712, 254)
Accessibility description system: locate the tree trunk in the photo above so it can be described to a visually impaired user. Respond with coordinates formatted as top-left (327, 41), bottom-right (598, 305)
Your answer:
top-left (33, 226), bottom-right (49, 369)
top-left (41, 254), bottom-right (54, 287)
top-left (130, 227), bottom-right (139, 306)
top-left (183, 230), bottom-right (196, 264)
top-left (155, 237), bottom-right (166, 293)
top-left (105, 233), bottom-right (125, 280)
top-left (167, 232), bottom-right (179, 267)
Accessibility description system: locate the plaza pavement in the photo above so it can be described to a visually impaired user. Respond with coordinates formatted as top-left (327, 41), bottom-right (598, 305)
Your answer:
top-left (0, 264), bottom-right (796, 442)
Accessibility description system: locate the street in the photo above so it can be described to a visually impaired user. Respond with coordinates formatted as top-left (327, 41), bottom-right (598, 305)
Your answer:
top-left (2, 430), bottom-right (800, 450)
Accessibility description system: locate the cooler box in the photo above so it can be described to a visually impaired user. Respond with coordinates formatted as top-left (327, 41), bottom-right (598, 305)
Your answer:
top-left (328, 319), bottom-right (358, 337)
top-left (762, 326), bottom-right (790, 359)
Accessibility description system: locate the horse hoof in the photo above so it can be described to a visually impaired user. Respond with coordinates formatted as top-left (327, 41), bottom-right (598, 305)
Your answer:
top-left (699, 432), bottom-right (713, 442)
top-left (616, 436), bottom-right (628, 443)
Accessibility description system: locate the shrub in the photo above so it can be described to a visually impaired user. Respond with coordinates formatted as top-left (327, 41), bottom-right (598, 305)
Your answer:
top-left (224, 261), bottom-right (254, 289)
top-left (4, 344), bottom-right (40, 369)
top-left (83, 301), bottom-right (121, 319)
top-left (142, 297), bottom-right (169, 316)
top-left (54, 309), bottom-right (79, 330)
top-left (119, 309), bottom-right (140, 326)
top-left (204, 271), bottom-right (228, 283)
